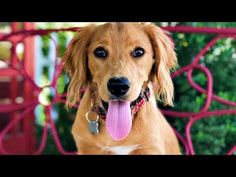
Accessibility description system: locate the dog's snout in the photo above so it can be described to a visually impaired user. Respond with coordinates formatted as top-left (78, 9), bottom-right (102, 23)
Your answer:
top-left (107, 77), bottom-right (130, 97)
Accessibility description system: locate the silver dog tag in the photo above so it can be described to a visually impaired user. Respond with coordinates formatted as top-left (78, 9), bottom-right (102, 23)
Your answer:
top-left (88, 120), bottom-right (99, 134)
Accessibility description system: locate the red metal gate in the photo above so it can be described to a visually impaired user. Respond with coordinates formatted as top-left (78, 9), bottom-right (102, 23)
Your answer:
top-left (0, 22), bottom-right (36, 154)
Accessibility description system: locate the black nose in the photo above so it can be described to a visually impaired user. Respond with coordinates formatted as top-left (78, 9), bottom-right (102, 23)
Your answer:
top-left (107, 77), bottom-right (130, 97)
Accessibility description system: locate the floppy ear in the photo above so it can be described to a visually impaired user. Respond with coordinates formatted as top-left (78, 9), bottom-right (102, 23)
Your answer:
top-left (144, 24), bottom-right (177, 106)
top-left (62, 26), bottom-right (96, 108)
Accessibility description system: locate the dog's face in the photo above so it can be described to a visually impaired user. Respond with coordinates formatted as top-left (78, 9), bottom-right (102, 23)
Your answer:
top-left (87, 23), bottom-right (155, 102)
top-left (63, 23), bottom-right (177, 107)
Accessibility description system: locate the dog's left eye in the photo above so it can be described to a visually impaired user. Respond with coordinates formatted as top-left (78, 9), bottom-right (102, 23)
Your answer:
top-left (131, 47), bottom-right (145, 58)
top-left (94, 47), bottom-right (108, 58)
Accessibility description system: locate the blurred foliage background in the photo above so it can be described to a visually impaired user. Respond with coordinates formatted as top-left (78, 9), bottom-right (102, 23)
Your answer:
top-left (32, 22), bottom-right (236, 154)
top-left (157, 22), bottom-right (236, 155)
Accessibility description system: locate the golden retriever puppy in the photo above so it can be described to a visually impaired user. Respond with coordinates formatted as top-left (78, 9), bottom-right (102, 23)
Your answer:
top-left (62, 22), bottom-right (180, 154)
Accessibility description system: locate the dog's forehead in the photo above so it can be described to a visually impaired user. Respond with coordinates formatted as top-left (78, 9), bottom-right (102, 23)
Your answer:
top-left (91, 23), bottom-right (150, 45)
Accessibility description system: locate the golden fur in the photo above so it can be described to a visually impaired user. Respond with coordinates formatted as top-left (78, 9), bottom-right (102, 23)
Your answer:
top-left (62, 22), bottom-right (180, 154)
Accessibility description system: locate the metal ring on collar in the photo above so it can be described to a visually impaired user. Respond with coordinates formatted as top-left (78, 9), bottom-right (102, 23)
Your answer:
top-left (85, 110), bottom-right (99, 123)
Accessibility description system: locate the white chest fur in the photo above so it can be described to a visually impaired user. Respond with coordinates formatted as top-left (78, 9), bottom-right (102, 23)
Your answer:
top-left (100, 145), bottom-right (139, 155)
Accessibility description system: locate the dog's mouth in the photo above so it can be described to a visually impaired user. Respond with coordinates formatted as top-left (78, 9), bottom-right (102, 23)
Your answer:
top-left (93, 87), bottom-right (150, 141)
top-left (101, 87), bottom-right (149, 113)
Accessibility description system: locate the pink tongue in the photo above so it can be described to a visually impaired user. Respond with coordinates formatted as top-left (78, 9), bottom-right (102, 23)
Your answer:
top-left (106, 100), bottom-right (132, 141)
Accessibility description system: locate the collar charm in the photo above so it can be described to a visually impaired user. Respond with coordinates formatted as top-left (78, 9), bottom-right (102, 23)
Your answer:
top-left (86, 110), bottom-right (100, 134)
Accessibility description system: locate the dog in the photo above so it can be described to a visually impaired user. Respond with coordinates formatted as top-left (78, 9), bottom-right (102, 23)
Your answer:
top-left (62, 22), bottom-right (180, 154)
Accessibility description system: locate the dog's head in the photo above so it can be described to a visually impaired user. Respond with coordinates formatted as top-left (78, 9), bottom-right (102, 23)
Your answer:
top-left (63, 22), bottom-right (177, 108)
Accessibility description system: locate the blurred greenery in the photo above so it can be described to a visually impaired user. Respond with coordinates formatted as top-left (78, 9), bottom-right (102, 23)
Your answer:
top-left (156, 22), bottom-right (236, 155)
top-left (36, 30), bottom-right (77, 154)
top-left (36, 22), bottom-right (236, 155)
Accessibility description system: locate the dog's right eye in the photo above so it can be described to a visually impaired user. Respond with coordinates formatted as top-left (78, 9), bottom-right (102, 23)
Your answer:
top-left (94, 47), bottom-right (108, 58)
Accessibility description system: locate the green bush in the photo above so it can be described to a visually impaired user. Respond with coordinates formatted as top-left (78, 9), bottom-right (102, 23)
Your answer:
top-left (161, 22), bottom-right (236, 155)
